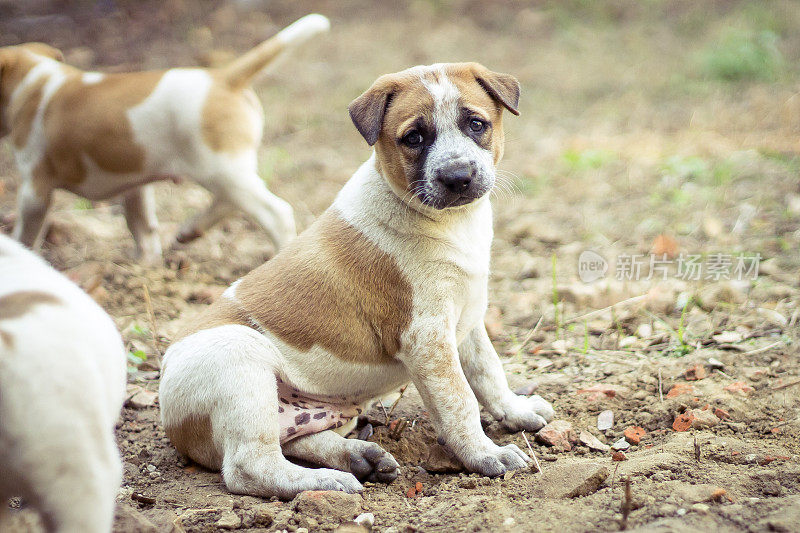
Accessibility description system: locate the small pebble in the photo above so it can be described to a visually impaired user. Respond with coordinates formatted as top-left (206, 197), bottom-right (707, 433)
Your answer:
top-left (597, 410), bottom-right (614, 431)
top-left (636, 323), bottom-right (653, 338)
top-left (355, 513), bottom-right (375, 529)
top-left (708, 357), bottom-right (724, 370)
top-left (676, 508), bottom-right (687, 516)
top-left (691, 503), bottom-right (710, 514)
top-left (612, 438), bottom-right (630, 451)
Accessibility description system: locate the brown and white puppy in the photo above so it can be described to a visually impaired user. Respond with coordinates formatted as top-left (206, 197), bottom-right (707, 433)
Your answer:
top-left (0, 235), bottom-right (126, 532)
top-left (0, 14), bottom-right (330, 262)
top-left (159, 63), bottom-right (554, 499)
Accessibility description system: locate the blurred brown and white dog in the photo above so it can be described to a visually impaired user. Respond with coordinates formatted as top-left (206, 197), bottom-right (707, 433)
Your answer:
top-left (0, 235), bottom-right (126, 532)
top-left (159, 63), bottom-right (554, 499)
top-left (0, 14), bottom-right (330, 262)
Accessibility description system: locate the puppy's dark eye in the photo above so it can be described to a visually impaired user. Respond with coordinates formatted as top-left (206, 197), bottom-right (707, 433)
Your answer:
top-left (403, 130), bottom-right (423, 147)
top-left (469, 119), bottom-right (485, 133)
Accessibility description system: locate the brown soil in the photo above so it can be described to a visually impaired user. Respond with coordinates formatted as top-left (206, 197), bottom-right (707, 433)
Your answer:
top-left (2, 1), bottom-right (799, 532)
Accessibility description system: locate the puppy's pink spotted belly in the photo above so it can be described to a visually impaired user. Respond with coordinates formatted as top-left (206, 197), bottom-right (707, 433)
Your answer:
top-left (276, 378), bottom-right (363, 444)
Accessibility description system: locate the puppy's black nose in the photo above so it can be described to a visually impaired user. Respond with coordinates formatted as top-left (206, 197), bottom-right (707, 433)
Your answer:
top-left (437, 162), bottom-right (473, 193)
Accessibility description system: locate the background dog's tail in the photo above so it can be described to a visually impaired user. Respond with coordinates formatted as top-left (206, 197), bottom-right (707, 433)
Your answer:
top-left (221, 13), bottom-right (330, 89)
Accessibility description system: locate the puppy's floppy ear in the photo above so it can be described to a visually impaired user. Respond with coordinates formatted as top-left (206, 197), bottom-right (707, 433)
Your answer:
top-left (472, 64), bottom-right (520, 116)
top-left (348, 76), bottom-right (395, 146)
top-left (22, 43), bottom-right (64, 62)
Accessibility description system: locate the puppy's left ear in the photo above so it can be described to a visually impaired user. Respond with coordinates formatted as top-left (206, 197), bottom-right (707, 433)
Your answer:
top-left (348, 75), bottom-right (395, 146)
top-left (473, 64), bottom-right (520, 116)
top-left (22, 43), bottom-right (64, 62)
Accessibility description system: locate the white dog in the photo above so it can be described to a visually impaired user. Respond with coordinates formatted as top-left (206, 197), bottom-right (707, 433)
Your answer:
top-left (159, 62), bottom-right (554, 499)
top-left (0, 235), bottom-right (126, 532)
top-left (0, 14), bottom-right (330, 262)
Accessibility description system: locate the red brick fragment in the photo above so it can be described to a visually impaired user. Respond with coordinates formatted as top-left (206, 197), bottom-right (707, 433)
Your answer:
top-left (666, 383), bottom-right (694, 398)
top-left (684, 364), bottom-right (707, 381)
top-left (611, 451), bottom-right (627, 461)
top-left (710, 488), bottom-right (731, 502)
top-left (406, 482), bottom-right (424, 498)
top-left (577, 384), bottom-right (618, 402)
top-left (713, 408), bottom-right (730, 420)
top-left (673, 412), bottom-right (694, 432)
top-left (623, 426), bottom-right (646, 445)
top-left (724, 382), bottom-right (754, 395)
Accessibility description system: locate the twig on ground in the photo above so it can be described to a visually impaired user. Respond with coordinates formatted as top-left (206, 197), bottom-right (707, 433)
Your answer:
top-left (513, 316), bottom-right (543, 358)
top-left (609, 463), bottom-right (621, 506)
top-left (564, 294), bottom-right (647, 326)
top-left (715, 368), bottom-right (734, 380)
top-left (378, 400), bottom-right (390, 423)
top-left (387, 385), bottom-right (408, 419)
top-left (141, 281), bottom-right (162, 359)
top-left (773, 378), bottom-right (800, 391)
top-left (741, 340), bottom-right (783, 356)
top-left (521, 431), bottom-right (542, 474)
top-left (658, 369), bottom-right (664, 404)
top-left (619, 477), bottom-right (632, 530)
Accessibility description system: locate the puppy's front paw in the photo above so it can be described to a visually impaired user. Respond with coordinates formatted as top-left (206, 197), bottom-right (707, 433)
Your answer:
top-left (498, 394), bottom-right (554, 433)
top-left (462, 443), bottom-right (530, 477)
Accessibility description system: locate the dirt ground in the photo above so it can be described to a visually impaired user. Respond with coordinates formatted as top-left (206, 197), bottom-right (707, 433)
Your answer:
top-left (2, 1), bottom-right (799, 532)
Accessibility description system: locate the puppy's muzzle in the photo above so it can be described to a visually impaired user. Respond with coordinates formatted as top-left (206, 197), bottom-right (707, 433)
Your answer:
top-left (437, 158), bottom-right (475, 194)
top-left (429, 157), bottom-right (490, 208)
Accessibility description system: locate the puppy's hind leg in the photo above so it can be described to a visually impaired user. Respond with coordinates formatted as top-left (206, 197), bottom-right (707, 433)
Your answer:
top-left (12, 180), bottom-right (52, 250)
top-left (122, 185), bottom-right (162, 264)
top-left (160, 326), bottom-right (362, 499)
top-left (283, 430), bottom-right (400, 483)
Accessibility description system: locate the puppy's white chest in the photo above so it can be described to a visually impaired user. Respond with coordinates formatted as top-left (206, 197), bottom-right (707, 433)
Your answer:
top-left (408, 211), bottom-right (492, 342)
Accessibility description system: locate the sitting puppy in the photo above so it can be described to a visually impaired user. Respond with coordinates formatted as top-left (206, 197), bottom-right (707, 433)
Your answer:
top-left (0, 235), bottom-right (126, 532)
top-left (159, 62), bottom-right (554, 499)
top-left (0, 14), bottom-right (330, 263)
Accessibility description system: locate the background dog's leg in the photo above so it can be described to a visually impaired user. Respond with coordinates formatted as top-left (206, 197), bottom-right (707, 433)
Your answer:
top-left (122, 185), bottom-right (162, 264)
top-left (160, 326), bottom-right (362, 499)
top-left (12, 180), bottom-right (51, 250)
top-left (399, 330), bottom-right (530, 477)
top-left (174, 197), bottom-right (235, 245)
top-left (219, 171), bottom-right (296, 251)
top-left (282, 430), bottom-right (400, 483)
top-left (459, 325), bottom-right (554, 432)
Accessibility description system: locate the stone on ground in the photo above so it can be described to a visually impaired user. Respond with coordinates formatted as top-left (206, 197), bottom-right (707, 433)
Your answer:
top-left (293, 491), bottom-right (363, 525)
top-left (533, 461), bottom-right (609, 498)
top-left (535, 420), bottom-right (578, 452)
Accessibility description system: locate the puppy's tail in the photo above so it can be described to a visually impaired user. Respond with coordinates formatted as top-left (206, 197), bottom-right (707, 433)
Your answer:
top-left (221, 13), bottom-right (330, 90)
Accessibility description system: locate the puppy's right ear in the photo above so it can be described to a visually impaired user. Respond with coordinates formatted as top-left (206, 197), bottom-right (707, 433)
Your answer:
top-left (348, 76), bottom-right (394, 146)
